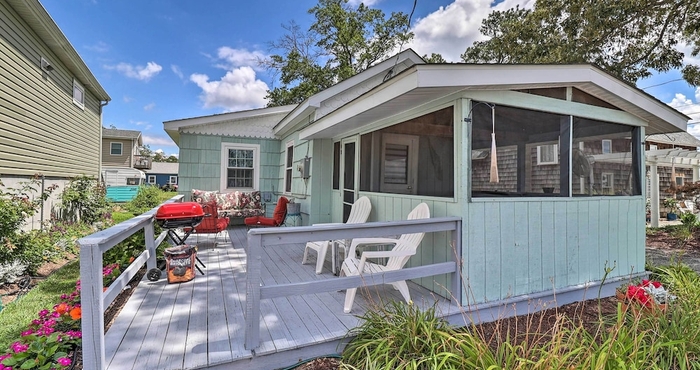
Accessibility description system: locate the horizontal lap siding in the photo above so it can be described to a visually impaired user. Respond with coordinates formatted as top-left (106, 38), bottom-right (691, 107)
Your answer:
top-left (0, 3), bottom-right (101, 178)
top-left (464, 198), bottom-right (645, 305)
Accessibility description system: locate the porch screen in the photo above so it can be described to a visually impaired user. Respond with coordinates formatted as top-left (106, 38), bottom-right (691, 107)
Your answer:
top-left (359, 106), bottom-right (454, 197)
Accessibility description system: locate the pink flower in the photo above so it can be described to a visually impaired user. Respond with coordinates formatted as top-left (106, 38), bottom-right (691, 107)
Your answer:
top-left (10, 341), bottom-right (28, 353)
top-left (56, 357), bottom-right (71, 366)
top-left (20, 330), bottom-right (33, 337)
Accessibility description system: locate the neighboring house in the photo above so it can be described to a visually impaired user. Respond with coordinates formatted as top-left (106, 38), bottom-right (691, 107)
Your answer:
top-left (102, 128), bottom-right (150, 170)
top-left (0, 0), bottom-right (110, 229)
top-left (145, 162), bottom-right (179, 188)
top-left (164, 49), bottom-right (689, 315)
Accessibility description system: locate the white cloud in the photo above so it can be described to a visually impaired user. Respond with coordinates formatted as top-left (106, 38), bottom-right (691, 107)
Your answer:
top-left (144, 135), bottom-right (176, 147)
top-left (190, 66), bottom-right (268, 111)
top-left (171, 65), bottom-right (184, 80)
top-left (216, 47), bottom-right (267, 72)
top-left (85, 41), bottom-right (109, 53)
top-left (669, 87), bottom-right (700, 124)
top-left (144, 103), bottom-right (156, 111)
top-left (123, 96), bottom-right (133, 103)
top-left (154, 149), bottom-right (164, 154)
top-left (106, 61), bottom-right (162, 81)
top-left (406, 0), bottom-right (534, 62)
top-left (348, 0), bottom-right (379, 6)
top-left (131, 120), bottom-right (148, 126)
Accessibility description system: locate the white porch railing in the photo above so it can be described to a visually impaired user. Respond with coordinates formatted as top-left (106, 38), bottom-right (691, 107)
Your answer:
top-left (245, 217), bottom-right (463, 350)
top-left (77, 195), bottom-right (183, 370)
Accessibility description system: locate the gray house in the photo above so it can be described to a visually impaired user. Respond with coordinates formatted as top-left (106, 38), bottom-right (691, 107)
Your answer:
top-left (0, 0), bottom-right (110, 228)
top-left (164, 50), bottom-right (689, 316)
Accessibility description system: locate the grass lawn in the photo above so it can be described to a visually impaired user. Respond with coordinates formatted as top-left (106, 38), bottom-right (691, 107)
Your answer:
top-left (0, 260), bottom-right (80, 349)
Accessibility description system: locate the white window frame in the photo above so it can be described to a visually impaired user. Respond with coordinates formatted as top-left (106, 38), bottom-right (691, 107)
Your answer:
top-left (147, 175), bottom-right (156, 184)
top-left (602, 172), bottom-right (614, 189)
top-left (284, 141), bottom-right (294, 194)
top-left (536, 144), bottom-right (558, 165)
top-left (649, 144), bottom-right (658, 151)
top-left (220, 143), bottom-right (259, 192)
top-left (110, 142), bottom-right (123, 156)
top-left (169, 175), bottom-right (178, 184)
top-left (73, 79), bottom-right (85, 109)
top-left (601, 139), bottom-right (612, 154)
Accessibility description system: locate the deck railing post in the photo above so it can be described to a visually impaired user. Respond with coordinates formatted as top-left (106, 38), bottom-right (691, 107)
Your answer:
top-left (79, 241), bottom-right (105, 370)
top-left (144, 220), bottom-right (156, 270)
top-left (451, 220), bottom-right (463, 306)
top-left (245, 232), bottom-right (263, 350)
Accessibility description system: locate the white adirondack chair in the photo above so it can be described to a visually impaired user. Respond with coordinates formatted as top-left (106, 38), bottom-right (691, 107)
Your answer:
top-left (302, 196), bottom-right (372, 274)
top-left (340, 202), bottom-right (430, 313)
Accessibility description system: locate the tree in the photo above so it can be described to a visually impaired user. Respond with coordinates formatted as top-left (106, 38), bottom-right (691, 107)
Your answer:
top-left (423, 53), bottom-right (446, 63)
top-left (462, 0), bottom-right (700, 86)
top-left (165, 155), bottom-right (178, 163)
top-left (139, 144), bottom-right (153, 158)
top-left (263, 0), bottom-right (413, 106)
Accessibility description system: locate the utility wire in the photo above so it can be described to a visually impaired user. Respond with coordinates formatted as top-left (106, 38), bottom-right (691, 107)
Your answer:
top-left (383, 0), bottom-right (418, 82)
top-left (639, 78), bottom-right (684, 89)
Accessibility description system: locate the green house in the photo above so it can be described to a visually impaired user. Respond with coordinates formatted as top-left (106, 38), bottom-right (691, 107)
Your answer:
top-left (164, 49), bottom-right (689, 315)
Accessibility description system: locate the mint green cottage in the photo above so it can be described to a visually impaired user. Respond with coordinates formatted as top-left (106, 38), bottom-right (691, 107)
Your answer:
top-left (164, 50), bottom-right (689, 317)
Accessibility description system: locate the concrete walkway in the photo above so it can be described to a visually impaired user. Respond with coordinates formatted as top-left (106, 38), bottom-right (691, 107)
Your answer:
top-left (646, 247), bottom-right (700, 274)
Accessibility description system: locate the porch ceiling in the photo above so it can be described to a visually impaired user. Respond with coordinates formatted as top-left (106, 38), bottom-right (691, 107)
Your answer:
top-left (299, 65), bottom-right (689, 140)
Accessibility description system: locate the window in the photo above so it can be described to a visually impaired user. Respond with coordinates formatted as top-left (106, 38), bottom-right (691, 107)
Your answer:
top-left (470, 101), bottom-right (640, 197)
top-left (110, 142), bottom-right (122, 156)
top-left (537, 144), bottom-right (559, 165)
top-left (73, 79), bottom-right (85, 109)
top-left (169, 175), bottom-right (178, 184)
top-left (284, 142), bottom-right (294, 193)
top-left (676, 176), bottom-right (684, 186)
top-left (332, 142), bottom-right (340, 190)
top-left (147, 175), bottom-right (156, 184)
top-left (649, 144), bottom-right (658, 150)
top-left (360, 106), bottom-right (454, 197)
top-left (220, 143), bottom-right (259, 191)
top-left (602, 139), bottom-right (612, 154)
top-left (602, 173), bottom-right (613, 189)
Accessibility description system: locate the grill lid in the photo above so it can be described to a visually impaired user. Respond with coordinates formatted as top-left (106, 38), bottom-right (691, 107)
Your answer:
top-left (155, 202), bottom-right (205, 220)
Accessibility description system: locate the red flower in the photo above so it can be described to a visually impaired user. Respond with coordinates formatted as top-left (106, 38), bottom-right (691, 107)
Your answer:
top-left (55, 303), bottom-right (69, 315)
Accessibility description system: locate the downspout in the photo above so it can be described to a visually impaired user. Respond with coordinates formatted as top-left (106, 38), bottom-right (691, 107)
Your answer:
top-left (99, 100), bottom-right (110, 182)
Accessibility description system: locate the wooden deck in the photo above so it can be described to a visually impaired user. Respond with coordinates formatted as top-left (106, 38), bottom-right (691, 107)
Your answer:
top-left (103, 226), bottom-right (462, 370)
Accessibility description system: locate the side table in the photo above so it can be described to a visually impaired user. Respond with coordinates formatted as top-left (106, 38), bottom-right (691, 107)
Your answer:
top-left (285, 212), bottom-right (301, 226)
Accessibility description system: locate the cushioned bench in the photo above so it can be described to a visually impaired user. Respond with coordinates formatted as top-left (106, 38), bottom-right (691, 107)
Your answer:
top-left (191, 189), bottom-right (265, 222)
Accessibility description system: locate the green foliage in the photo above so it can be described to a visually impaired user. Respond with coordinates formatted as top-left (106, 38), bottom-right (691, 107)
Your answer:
top-left (124, 186), bottom-right (164, 215)
top-left (263, 0), bottom-right (413, 106)
top-left (59, 175), bottom-right (110, 225)
top-left (462, 0), bottom-right (700, 86)
top-left (342, 301), bottom-right (470, 369)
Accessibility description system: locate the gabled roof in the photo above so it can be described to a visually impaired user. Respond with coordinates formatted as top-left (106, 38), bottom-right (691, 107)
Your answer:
top-left (102, 128), bottom-right (143, 145)
top-left (146, 162), bottom-right (179, 174)
top-left (298, 63), bottom-right (690, 140)
top-left (163, 105), bottom-right (296, 145)
top-left (646, 132), bottom-right (700, 148)
top-left (273, 49), bottom-right (425, 137)
top-left (6, 0), bottom-right (110, 102)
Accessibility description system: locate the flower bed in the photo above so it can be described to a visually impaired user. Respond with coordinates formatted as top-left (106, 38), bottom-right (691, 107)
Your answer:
top-left (616, 279), bottom-right (676, 316)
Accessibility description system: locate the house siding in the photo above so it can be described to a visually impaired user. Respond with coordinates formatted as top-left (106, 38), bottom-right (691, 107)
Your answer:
top-left (178, 133), bottom-right (281, 208)
top-left (101, 139), bottom-right (133, 167)
top-left (0, 1), bottom-right (102, 178)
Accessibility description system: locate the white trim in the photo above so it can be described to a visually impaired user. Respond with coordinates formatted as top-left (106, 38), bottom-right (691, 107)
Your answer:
top-left (601, 172), bottom-right (614, 189)
top-left (147, 175), bottom-right (156, 184)
top-left (220, 142), bottom-right (260, 192)
top-left (169, 175), bottom-right (178, 184)
top-left (72, 79), bottom-right (85, 109)
top-left (283, 141), bottom-right (294, 194)
top-left (537, 144), bottom-right (559, 165)
top-left (109, 142), bottom-right (122, 156)
top-left (601, 139), bottom-right (612, 154)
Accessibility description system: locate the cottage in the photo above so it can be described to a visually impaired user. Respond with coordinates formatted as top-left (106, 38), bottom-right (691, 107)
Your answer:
top-left (0, 0), bottom-right (110, 228)
top-left (164, 49), bottom-right (690, 319)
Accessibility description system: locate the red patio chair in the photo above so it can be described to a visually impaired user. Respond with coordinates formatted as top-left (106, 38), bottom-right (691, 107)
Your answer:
top-left (244, 196), bottom-right (289, 228)
top-left (189, 201), bottom-right (230, 247)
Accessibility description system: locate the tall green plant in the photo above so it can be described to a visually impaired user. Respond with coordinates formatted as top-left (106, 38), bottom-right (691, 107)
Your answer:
top-left (59, 175), bottom-right (109, 225)
top-left (125, 186), bottom-right (163, 215)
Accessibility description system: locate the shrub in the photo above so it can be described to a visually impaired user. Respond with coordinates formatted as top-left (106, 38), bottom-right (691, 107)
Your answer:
top-left (59, 175), bottom-right (110, 225)
top-left (125, 186), bottom-right (163, 215)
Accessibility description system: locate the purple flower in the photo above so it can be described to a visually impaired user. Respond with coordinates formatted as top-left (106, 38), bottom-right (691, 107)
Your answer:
top-left (20, 330), bottom-right (33, 337)
top-left (56, 357), bottom-right (71, 366)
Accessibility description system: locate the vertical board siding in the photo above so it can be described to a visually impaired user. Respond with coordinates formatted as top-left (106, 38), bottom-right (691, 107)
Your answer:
top-left (463, 198), bottom-right (645, 305)
top-left (0, 2), bottom-right (102, 178)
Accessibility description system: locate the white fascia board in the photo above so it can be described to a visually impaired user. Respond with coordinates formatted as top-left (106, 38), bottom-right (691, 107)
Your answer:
top-left (298, 69), bottom-right (420, 140)
top-left (163, 105), bottom-right (295, 131)
top-left (417, 65), bottom-right (688, 130)
top-left (279, 50), bottom-right (424, 134)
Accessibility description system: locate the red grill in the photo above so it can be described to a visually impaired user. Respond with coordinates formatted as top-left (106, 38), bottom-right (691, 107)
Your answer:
top-left (155, 202), bottom-right (205, 229)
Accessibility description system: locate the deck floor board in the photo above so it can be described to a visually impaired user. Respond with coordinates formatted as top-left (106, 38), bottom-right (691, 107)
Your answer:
top-left (104, 226), bottom-right (459, 369)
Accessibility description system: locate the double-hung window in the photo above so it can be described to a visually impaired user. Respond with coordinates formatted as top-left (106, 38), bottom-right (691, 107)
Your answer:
top-left (110, 142), bottom-right (122, 156)
top-left (284, 142), bottom-right (294, 193)
top-left (221, 143), bottom-right (259, 191)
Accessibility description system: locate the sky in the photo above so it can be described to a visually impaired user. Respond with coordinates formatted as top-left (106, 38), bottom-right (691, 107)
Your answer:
top-left (40, 0), bottom-right (700, 157)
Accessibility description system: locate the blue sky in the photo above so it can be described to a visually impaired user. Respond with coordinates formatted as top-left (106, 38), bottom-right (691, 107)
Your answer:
top-left (41, 0), bottom-right (700, 157)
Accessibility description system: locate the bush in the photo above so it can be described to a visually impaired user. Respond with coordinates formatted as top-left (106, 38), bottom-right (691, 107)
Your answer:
top-left (125, 186), bottom-right (164, 215)
top-left (59, 175), bottom-right (110, 225)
